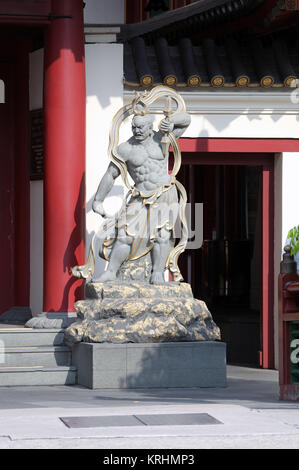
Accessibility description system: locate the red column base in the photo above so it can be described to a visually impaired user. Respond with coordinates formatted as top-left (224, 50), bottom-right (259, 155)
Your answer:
top-left (280, 384), bottom-right (299, 401)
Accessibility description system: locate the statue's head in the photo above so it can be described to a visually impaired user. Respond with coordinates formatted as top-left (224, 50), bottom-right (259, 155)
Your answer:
top-left (132, 114), bottom-right (154, 141)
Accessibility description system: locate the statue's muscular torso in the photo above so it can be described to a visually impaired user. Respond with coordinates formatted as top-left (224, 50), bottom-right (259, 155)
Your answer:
top-left (117, 132), bottom-right (171, 193)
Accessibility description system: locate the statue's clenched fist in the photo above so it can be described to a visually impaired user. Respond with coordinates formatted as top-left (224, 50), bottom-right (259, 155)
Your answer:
top-left (159, 118), bottom-right (174, 134)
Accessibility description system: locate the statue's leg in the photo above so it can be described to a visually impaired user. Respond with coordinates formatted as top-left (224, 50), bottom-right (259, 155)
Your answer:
top-left (150, 227), bottom-right (172, 285)
top-left (95, 228), bottom-right (132, 282)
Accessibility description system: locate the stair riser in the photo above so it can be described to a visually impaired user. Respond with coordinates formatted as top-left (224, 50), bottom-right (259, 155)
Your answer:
top-left (0, 370), bottom-right (76, 386)
top-left (0, 331), bottom-right (65, 347)
top-left (1, 351), bottom-right (71, 368)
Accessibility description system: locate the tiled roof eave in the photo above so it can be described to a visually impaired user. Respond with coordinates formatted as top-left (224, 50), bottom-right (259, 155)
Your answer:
top-left (124, 33), bottom-right (298, 91)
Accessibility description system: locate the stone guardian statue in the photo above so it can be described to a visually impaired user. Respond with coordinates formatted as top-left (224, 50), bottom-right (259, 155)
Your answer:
top-left (67, 86), bottom-right (221, 345)
top-left (72, 86), bottom-right (191, 284)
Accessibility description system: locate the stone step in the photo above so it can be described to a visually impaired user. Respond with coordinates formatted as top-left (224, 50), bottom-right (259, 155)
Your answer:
top-left (1, 346), bottom-right (71, 368)
top-left (0, 366), bottom-right (77, 386)
top-left (0, 326), bottom-right (77, 387)
top-left (0, 327), bottom-right (65, 347)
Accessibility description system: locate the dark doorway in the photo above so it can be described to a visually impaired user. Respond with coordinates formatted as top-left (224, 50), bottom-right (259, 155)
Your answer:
top-left (0, 33), bottom-right (33, 316)
top-left (178, 163), bottom-right (262, 367)
top-left (0, 64), bottom-right (15, 314)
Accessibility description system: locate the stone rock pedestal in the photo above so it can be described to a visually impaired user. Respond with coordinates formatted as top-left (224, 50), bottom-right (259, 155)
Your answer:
top-left (65, 281), bottom-right (221, 344)
top-left (65, 280), bottom-right (226, 389)
top-left (72, 341), bottom-right (226, 389)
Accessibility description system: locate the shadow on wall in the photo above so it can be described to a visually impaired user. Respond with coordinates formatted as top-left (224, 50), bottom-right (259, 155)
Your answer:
top-left (46, 174), bottom-right (85, 313)
top-left (85, 185), bottom-right (125, 279)
top-left (85, 43), bottom-right (123, 110)
top-left (190, 108), bottom-right (294, 137)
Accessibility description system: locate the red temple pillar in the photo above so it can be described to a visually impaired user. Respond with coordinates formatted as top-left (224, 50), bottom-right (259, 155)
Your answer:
top-left (43, 0), bottom-right (85, 313)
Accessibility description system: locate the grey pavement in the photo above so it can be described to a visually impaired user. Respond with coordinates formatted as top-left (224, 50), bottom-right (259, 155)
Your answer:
top-left (0, 365), bottom-right (299, 449)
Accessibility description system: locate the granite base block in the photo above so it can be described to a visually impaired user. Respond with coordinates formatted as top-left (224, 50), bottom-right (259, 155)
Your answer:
top-left (72, 341), bottom-right (226, 389)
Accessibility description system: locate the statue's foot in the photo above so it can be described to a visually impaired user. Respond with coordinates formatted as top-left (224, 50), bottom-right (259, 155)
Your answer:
top-left (93, 270), bottom-right (117, 282)
top-left (150, 271), bottom-right (165, 285)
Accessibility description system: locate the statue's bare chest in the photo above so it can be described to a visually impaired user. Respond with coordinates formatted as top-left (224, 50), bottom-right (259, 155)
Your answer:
top-left (128, 141), bottom-right (164, 169)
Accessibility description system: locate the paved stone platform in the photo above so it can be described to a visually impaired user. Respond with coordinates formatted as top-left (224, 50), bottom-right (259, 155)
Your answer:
top-left (1, 366), bottom-right (299, 449)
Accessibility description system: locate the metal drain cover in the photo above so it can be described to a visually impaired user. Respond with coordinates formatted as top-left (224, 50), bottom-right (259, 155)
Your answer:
top-left (60, 415), bottom-right (142, 428)
top-left (60, 413), bottom-right (222, 428)
top-left (135, 413), bottom-right (221, 426)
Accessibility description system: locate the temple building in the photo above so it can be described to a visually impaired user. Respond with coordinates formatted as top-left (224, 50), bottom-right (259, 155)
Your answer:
top-left (1, 0), bottom-right (299, 375)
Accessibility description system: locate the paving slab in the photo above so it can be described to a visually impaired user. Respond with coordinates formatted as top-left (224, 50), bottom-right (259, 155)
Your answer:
top-left (0, 402), bottom-right (298, 441)
top-left (0, 366), bottom-right (285, 410)
top-left (3, 434), bottom-right (299, 449)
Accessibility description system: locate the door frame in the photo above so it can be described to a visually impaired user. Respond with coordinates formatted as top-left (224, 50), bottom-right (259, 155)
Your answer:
top-left (179, 137), bottom-right (278, 368)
